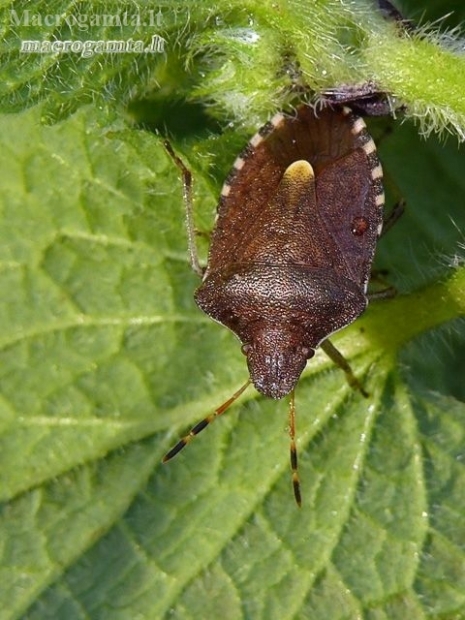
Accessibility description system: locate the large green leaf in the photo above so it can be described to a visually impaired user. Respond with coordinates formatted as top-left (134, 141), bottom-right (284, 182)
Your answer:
top-left (1, 1), bottom-right (465, 619)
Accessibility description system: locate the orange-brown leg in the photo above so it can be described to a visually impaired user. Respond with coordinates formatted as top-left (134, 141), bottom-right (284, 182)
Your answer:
top-left (320, 339), bottom-right (368, 398)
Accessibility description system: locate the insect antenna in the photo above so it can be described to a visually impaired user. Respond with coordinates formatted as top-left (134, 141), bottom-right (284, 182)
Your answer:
top-left (288, 390), bottom-right (302, 507)
top-left (162, 379), bottom-right (252, 463)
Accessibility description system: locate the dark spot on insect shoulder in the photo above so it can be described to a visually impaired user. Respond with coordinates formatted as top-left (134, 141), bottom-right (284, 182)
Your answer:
top-left (351, 216), bottom-right (369, 236)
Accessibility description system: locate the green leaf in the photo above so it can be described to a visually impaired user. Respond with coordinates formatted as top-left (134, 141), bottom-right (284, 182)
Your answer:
top-left (1, 1), bottom-right (465, 619)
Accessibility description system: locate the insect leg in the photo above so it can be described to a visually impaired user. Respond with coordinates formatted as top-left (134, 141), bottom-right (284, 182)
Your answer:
top-left (381, 198), bottom-right (405, 237)
top-left (163, 140), bottom-right (205, 277)
top-left (320, 340), bottom-right (368, 398)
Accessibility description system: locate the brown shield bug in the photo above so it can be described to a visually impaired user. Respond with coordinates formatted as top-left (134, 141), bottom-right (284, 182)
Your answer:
top-left (163, 102), bottom-right (385, 505)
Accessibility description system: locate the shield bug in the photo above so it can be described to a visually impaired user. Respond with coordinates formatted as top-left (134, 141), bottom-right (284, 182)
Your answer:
top-left (163, 103), bottom-right (385, 505)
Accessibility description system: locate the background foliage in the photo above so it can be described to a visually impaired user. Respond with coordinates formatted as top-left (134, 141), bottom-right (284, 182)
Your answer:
top-left (1, 1), bottom-right (465, 618)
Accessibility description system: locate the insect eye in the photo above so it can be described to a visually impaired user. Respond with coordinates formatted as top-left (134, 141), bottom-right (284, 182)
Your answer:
top-left (300, 346), bottom-right (314, 359)
top-left (241, 344), bottom-right (252, 356)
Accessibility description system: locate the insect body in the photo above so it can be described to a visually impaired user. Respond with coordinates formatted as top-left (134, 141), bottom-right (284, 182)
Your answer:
top-left (163, 104), bottom-right (385, 505)
top-left (197, 105), bottom-right (384, 397)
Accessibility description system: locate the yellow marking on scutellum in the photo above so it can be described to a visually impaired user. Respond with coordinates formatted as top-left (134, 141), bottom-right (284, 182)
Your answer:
top-left (280, 160), bottom-right (315, 212)
top-left (284, 160), bottom-right (314, 182)
top-left (162, 379), bottom-right (252, 463)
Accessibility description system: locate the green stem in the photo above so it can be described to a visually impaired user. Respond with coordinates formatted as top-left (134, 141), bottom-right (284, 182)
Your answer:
top-left (334, 267), bottom-right (465, 359)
